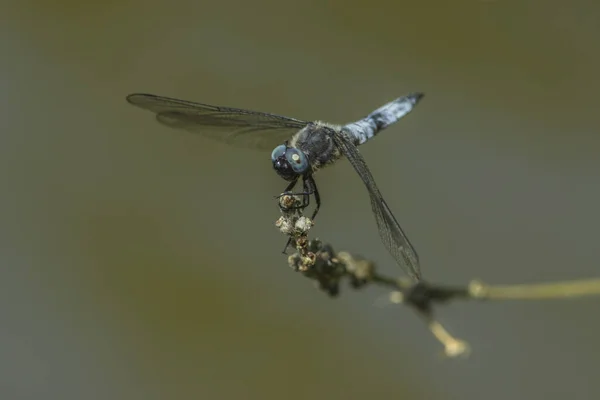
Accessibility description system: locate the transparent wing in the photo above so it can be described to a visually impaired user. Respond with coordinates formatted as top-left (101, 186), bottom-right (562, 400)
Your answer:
top-left (331, 129), bottom-right (422, 281)
top-left (126, 93), bottom-right (310, 150)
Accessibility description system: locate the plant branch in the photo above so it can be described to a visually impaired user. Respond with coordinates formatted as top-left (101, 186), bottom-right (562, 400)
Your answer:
top-left (274, 193), bottom-right (600, 357)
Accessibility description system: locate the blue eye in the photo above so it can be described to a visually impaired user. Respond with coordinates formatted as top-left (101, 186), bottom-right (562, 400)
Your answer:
top-left (271, 144), bottom-right (287, 161)
top-left (285, 148), bottom-right (309, 174)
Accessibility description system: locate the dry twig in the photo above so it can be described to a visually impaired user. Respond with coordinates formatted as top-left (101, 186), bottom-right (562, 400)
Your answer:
top-left (275, 193), bottom-right (600, 357)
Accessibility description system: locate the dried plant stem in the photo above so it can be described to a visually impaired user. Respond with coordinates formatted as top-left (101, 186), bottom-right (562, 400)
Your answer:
top-left (275, 194), bottom-right (599, 356)
top-left (469, 278), bottom-right (600, 300)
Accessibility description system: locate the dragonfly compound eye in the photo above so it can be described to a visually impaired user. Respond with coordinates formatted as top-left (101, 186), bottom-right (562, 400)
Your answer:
top-left (285, 148), bottom-right (309, 174)
top-left (270, 144), bottom-right (287, 161)
top-left (272, 145), bottom-right (299, 181)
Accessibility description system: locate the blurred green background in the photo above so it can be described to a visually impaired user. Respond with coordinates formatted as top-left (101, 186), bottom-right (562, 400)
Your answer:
top-left (2, 1), bottom-right (599, 399)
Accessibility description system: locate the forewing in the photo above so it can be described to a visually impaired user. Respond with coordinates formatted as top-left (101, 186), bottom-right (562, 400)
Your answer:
top-left (331, 129), bottom-right (422, 281)
top-left (126, 93), bottom-right (309, 150)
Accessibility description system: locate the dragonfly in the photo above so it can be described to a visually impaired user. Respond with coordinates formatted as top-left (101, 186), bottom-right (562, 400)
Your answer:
top-left (126, 92), bottom-right (424, 281)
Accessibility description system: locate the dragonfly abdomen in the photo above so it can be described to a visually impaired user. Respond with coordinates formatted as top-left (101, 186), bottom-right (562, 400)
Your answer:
top-left (342, 93), bottom-right (424, 146)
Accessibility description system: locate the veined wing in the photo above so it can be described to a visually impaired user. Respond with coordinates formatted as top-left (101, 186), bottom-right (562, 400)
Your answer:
top-left (331, 129), bottom-right (422, 281)
top-left (126, 93), bottom-right (310, 150)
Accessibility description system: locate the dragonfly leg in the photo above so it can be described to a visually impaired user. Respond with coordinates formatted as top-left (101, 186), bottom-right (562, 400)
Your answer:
top-left (276, 178), bottom-right (305, 211)
top-left (274, 178), bottom-right (298, 199)
top-left (276, 176), bottom-right (315, 211)
top-left (281, 237), bottom-right (293, 254)
top-left (301, 176), bottom-right (311, 209)
top-left (306, 175), bottom-right (321, 221)
top-left (280, 177), bottom-right (316, 255)
top-left (283, 178), bottom-right (298, 193)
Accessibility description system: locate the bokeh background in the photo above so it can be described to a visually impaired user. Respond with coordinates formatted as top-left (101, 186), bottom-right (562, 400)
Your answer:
top-left (2, 1), bottom-right (599, 399)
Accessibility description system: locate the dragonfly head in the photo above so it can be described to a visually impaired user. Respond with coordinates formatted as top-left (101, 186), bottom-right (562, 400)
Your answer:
top-left (271, 144), bottom-right (310, 181)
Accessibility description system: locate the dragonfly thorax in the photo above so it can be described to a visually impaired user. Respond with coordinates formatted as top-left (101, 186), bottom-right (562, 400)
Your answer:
top-left (271, 144), bottom-right (310, 181)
